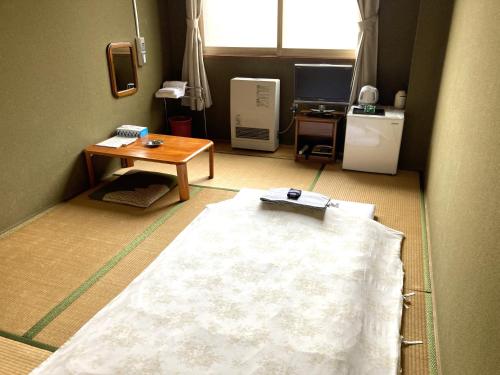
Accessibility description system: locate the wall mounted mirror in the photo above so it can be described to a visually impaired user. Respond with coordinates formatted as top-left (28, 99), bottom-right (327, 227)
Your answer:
top-left (106, 42), bottom-right (138, 98)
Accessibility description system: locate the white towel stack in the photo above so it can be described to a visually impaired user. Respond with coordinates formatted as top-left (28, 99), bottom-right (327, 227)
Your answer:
top-left (155, 81), bottom-right (187, 99)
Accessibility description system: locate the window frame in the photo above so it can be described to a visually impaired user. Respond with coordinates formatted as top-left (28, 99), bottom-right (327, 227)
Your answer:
top-left (201, 0), bottom-right (358, 59)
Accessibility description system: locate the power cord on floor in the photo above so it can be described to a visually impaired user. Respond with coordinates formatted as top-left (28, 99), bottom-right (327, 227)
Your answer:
top-left (278, 104), bottom-right (298, 135)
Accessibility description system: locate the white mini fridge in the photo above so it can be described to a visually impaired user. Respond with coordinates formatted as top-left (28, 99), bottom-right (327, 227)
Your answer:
top-left (342, 107), bottom-right (405, 175)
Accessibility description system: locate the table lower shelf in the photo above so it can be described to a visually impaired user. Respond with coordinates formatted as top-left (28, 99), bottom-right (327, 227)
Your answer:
top-left (295, 153), bottom-right (336, 163)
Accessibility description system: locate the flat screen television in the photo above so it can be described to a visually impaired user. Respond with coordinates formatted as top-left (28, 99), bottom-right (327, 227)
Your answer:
top-left (294, 64), bottom-right (354, 106)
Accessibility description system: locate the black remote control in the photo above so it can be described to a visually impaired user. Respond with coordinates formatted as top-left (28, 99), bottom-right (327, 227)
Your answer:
top-left (287, 189), bottom-right (302, 200)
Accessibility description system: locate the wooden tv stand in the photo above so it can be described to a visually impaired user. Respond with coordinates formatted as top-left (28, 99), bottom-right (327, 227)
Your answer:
top-left (294, 111), bottom-right (343, 162)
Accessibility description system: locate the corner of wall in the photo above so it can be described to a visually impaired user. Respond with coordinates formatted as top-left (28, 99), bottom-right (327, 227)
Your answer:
top-left (401, 0), bottom-right (455, 171)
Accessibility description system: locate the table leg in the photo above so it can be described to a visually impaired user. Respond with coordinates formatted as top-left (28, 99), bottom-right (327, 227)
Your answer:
top-left (84, 151), bottom-right (96, 188)
top-left (176, 163), bottom-right (190, 201)
top-left (120, 158), bottom-right (134, 168)
top-left (208, 144), bottom-right (214, 179)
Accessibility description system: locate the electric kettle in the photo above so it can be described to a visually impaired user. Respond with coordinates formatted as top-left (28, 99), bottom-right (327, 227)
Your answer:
top-left (358, 85), bottom-right (379, 105)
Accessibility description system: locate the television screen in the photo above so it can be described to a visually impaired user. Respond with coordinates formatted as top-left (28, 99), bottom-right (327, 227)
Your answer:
top-left (294, 64), bottom-right (354, 105)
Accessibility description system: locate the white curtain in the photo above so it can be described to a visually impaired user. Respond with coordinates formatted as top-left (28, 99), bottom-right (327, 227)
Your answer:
top-left (182, 0), bottom-right (212, 110)
top-left (350, 0), bottom-right (380, 104)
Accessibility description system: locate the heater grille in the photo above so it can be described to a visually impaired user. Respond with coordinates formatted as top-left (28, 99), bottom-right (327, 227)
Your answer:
top-left (235, 127), bottom-right (270, 141)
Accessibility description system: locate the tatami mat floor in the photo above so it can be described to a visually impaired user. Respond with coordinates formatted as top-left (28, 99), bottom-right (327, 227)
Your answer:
top-left (114, 152), bottom-right (322, 191)
top-left (0, 143), bottom-right (435, 374)
top-left (0, 337), bottom-right (51, 375)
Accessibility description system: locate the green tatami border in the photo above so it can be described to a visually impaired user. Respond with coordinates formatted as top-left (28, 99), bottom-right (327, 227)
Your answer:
top-left (419, 186), bottom-right (433, 293)
top-left (308, 163), bottom-right (326, 191)
top-left (189, 162), bottom-right (324, 193)
top-left (419, 175), bottom-right (438, 375)
top-left (189, 184), bottom-right (239, 192)
top-left (22, 187), bottom-right (202, 339)
top-left (425, 293), bottom-right (439, 375)
top-left (0, 329), bottom-right (57, 352)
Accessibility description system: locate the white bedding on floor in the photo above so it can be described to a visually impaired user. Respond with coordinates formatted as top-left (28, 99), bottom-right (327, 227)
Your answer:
top-left (32, 193), bottom-right (403, 375)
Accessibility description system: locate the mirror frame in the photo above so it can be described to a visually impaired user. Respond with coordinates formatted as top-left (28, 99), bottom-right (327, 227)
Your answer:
top-left (106, 42), bottom-right (139, 98)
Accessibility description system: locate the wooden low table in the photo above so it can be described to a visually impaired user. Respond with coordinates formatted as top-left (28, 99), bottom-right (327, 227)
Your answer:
top-left (84, 134), bottom-right (214, 201)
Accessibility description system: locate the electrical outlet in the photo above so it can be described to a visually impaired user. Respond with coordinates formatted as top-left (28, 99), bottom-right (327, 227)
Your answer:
top-left (135, 36), bottom-right (146, 66)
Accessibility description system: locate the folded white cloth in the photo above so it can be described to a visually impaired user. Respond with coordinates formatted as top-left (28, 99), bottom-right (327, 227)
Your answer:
top-left (155, 81), bottom-right (187, 99)
top-left (155, 88), bottom-right (184, 99)
top-left (260, 188), bottom-right (331, 210)
top-left (162, 80), bottom-right (187, 90)
top-left (231, 188), bottom-right (376, 218)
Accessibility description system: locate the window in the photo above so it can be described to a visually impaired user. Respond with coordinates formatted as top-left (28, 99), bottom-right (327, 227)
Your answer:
top-left (202, 0), bottom-right (361, 58)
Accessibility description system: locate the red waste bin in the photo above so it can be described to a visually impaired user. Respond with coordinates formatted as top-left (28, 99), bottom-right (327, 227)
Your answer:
top-left (169, 116), bottom-right (192, 137)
